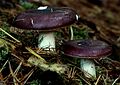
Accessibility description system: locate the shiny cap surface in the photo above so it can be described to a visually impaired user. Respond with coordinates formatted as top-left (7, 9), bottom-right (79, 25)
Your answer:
top-left (61, 39), bottom-right (112, 59)
top-left (12, 7), bottom-right (77, 31)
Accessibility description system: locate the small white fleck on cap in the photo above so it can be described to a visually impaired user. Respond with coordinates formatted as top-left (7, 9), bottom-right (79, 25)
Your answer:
top-left (38, 6), bottom-right (48, 10)
top-left (76, 14), bottom-right (80, 21)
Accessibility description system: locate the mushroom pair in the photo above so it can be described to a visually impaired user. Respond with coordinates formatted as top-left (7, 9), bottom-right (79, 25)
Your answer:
top-left (12, 6), bottom-right (112, 78)
top-left (61, 39), bottom-right (112, 78)
top-left (12, 6), bottom-right (78, 51)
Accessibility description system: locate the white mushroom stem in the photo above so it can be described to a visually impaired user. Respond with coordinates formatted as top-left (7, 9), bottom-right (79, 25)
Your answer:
top-left (80, 59), bottom-right (96, 78)
top-left (38, 32), bottom-right (55, 51)
top-left (70, 14), bottom-right (96, 78)
top-left (71, 14), bottom-right (96, 78)
top-left (37, 6), bottom-right (55, 51)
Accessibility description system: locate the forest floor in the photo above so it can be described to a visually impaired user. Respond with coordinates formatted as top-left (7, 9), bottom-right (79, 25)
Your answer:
top-left (0, 0), bottom-right (120, 85)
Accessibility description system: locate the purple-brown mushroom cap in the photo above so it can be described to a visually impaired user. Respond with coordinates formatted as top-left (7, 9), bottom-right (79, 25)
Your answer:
top-left (61, 39), bottom-right (112, 59)
top-left (12, 7), bottom-right (77, 31)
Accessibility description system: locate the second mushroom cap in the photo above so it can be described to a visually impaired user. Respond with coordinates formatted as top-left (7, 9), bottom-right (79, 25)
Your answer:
top-left (61, 39), bottom-right (112, 58)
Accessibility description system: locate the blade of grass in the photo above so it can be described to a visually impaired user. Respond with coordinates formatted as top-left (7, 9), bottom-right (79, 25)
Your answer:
top-left (112, 76), bottom-right (120, 85)
top-left (8, 61), bottom-right (20, 83)
top-left (22, 68), bottom-right (34, 85)
top-left (0, 28), bottom-right (20, 43)
top-left (95, 75), bottom-right (101, 85)
top-left (3, 62), bottom-right (22, 83)
top-left (0, 38), bottom-right (16, 50)
top-left (25, 47), bottom-right (46, 63)
top-left (77, 74), bottom-right (91, 85)
top-left (70, 26), bottom-right (74, 40)
top-left (0, 60), bottom-right (9, 72)
top-left (14, 62), bottom-right (22, 75)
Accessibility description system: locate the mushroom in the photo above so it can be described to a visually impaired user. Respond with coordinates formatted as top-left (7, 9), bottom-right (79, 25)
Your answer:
top-left (12, 6), bottom-right (78, 51)
top-left (61, 39), bottom-right (112, 78)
